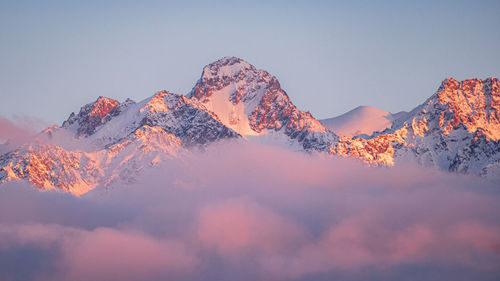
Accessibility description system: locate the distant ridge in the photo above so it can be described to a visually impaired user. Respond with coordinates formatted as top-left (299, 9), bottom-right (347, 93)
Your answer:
top-left (320, 105), bottom-right (398, 137)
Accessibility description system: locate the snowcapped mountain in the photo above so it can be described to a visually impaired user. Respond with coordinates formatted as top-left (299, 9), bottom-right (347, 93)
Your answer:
top-left (0, 90), bottom-right (239, 194)
top-left (189, 57), bottom-right (338, 151)
top-left (320, 105), bottom-right (404, 137)
top-left (0, 57), bottom-right (499, 194)
top-left (333, 77), bottom-right (500, 177)
top-left (62, 91), bottom-right (238, 147)
top-left (391, 77), bottom-right (500, 177)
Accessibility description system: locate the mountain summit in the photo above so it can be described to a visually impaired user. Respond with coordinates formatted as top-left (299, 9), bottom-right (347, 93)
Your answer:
top-left (1, 57), bottom-right (499, 194)
top-left (188, 57), bottom-right (335, 148)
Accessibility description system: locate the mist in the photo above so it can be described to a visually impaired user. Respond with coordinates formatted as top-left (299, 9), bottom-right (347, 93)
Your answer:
top-left (1, 142), bottom-right (499, 281)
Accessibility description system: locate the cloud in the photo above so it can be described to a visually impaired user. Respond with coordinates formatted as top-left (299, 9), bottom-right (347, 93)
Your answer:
top-left (197, 198), bottom-right (309, 256)
top-left (0, 142), bottom-right (499, 281)
top-left (58, 227), bottom-right (197, 281)
top-left (0, 223), bottom-right (197, 281)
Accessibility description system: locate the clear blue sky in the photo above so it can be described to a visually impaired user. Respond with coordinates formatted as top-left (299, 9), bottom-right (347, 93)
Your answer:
top-left (1, 0), bottom-right (499, 125)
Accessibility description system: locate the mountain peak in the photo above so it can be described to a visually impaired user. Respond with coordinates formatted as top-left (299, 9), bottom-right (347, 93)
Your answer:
top-left (90, 96), bottom-right (119, 118)
top-left (434, 77), bottom-right (499, 106)
top-left (438, 77), bottom-right (459, 90)
top-left (214, 56), bottom-right (247, 66)
top-left (197, 56), bottom-right (257, 84)
top-left (61, 96), bottom-right (121, 137)
top-left (406, 77), bottom-right (500, 141)
top-left (185, 57), bottom-right (335, 153)
top-left (140, 91), bottom-right (175, 114)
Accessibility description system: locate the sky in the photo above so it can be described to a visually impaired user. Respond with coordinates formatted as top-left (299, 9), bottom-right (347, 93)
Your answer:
top-left (0, 0), bottom-right (499, 125)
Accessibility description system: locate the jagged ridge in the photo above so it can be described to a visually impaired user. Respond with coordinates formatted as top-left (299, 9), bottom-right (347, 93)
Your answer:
top-left (1, 57), bottom-right (499, 195)
top-left (0, 90), bottom-right (240, 194)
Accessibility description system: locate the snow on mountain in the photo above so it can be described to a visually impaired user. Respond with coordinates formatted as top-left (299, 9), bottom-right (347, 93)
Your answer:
top-left (0, 90), bottom-right (239, 194)
top-left (0, 57), bottom-right (499, 195)
top-left (333, 77), bottom-right (500, 176)
top-left (62, 96), bottom-right (135, 138)
top-left (62, 90), bottom-right (239, 148)
top-left (390, 77), bottom-right (500, 176)
top-left (189, 57), bottom-right (338, 151)
top-left (0, 142), bottom-right (101, 195)
top-left (320, 105), bottom-right (396, 137)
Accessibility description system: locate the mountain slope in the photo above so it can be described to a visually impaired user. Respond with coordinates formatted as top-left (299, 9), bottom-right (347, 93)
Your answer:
top-left (391, 77), bottom-right (500, 176)
top-left (0, 91), bottom-right (240, 194)
top-left (333, 77), bottom-right (500, 176)
top-left (189, 57), bottom-right (338, 151)
top-left (320, 106), bottom-right (398, 137)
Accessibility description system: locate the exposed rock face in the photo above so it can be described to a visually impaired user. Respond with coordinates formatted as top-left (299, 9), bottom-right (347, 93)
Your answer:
top-left (1, 57), bottom-right (499, 195)
top-left (391, 77), bottom-right (500, 176)
top-left (426, 77), bottom-right (499, 141)
top-left (0, 142), bottom-right (101, 195)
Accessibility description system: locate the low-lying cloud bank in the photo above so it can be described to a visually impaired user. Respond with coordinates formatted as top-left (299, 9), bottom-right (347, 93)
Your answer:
top-left (1, 142), bottom-right (499, 281)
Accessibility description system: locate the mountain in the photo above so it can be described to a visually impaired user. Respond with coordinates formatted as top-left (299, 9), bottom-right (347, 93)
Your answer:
top-left (61, 91), bottom-right (238, 147)
top-left (320, 105), bottom-right (403, 137)
top-left (392, 77), bottom-right (500, 177)
top-left (188, 57), bottom-right (338, 151)
top-left (0, 90), bottom-right (239, 194)
top-left (0, 57), bottom-right (499, 194)
top-left (333, 77), bottom-right (500, 176)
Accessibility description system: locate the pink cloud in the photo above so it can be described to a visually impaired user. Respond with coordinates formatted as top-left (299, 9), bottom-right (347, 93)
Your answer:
top-left (197, 198), bottom-right (309, 256)
top-left (0, 142), bottom-right (500, 280)
top-left (58, 227), bottom-right (197, 281)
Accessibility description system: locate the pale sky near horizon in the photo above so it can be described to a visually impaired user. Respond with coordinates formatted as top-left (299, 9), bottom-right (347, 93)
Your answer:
top-left (1, 0), bottom-right (499, 126)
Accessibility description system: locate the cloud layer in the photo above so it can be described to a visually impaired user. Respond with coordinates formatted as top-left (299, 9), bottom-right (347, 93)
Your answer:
top-left (1, 142), bottom-right (499, 281)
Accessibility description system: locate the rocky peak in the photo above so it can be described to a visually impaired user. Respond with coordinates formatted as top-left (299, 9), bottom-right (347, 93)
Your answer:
top-left (188, 57), bottom-right (331, 149)
top-left (435, 77), bottom-right (499, 105)
top-left (200, 56), bottom-right (256, 80)
top-left (413, 77), bottom-right (500, 140)
top-left (436, 77), bottom-right (460, 92)
top-left (62, 96), bottom-right (134, 138)
top-left (90, 96), bottom-right (119, 118)
top-left (141, 91), bottom-right (177, 114)
top-left (189, 57), bottom-right (264, 102)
